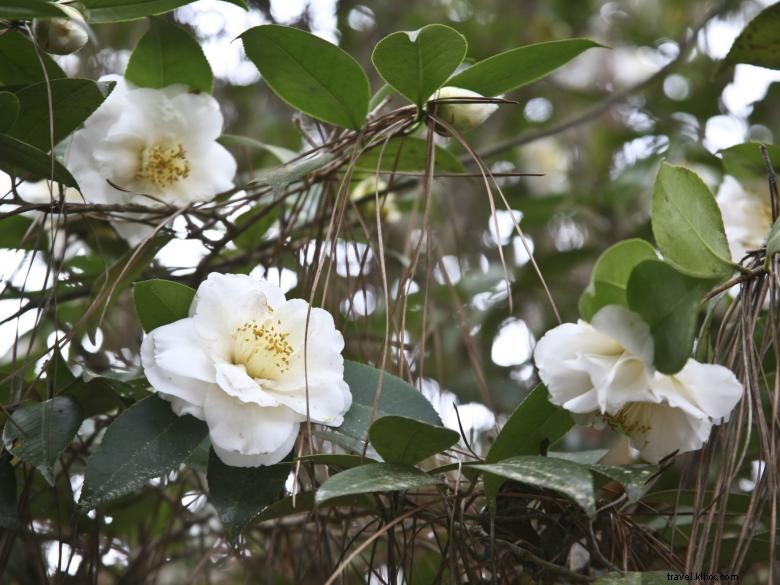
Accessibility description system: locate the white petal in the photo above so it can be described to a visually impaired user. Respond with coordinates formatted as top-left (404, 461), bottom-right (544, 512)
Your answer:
top-left (591, 305), bottom-right (654, 367)
top-left (204, 387), bottom-right (302, 462)
top-left (270, 300), bottom-right (346, 390)
top-left (144, 319), bottom-right (214, 382)
top-left (622, 401), bottom-right (712, 463)
top-left (214, 361), bottom-right (279, 407)
top-left (140, 324), bottom-right (213, 408)
top-left (159, 392), bottom-right (205, 420)
top-left (534, 322), bottom-right (613, 412)
top-left (658, 359), bottom-right (743, 420)
top-left (212, 428), bottom-right (298, 467)
top-left (264, 378), bottom-right (352, 425)
top-left (190, 273), bottom-right (286, 336)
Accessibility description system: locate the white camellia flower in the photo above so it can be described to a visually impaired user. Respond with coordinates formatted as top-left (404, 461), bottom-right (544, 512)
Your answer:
top-left (533, 305), bottom-right (743, 463)
top-left (141, 273), bottom-right (352, 467)
top-left (716, 176), bottom-right (773, 263)
top-left (32, 5), bottom-right (89, 55)
top-left (428, 86), bottom-right (499, 132)
top-left (67, 76), bottom-right (237, 244)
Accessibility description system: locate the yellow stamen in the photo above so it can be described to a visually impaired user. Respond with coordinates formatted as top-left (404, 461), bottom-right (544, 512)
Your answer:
top-left (232, 320), bottom-right (294, 380)
top-left (136, 142), bottom-right (190, 189)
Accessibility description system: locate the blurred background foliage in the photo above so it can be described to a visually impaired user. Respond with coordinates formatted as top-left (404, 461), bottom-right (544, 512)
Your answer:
top-left (1, 0), bottom-right (779, 581)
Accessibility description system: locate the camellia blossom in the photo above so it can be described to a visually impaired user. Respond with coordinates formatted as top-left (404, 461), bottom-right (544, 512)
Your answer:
top-left (533, 305), bottom-right (743, 463)
top-left (67, 76), bottom-right (236, 244)
top-left (716, 176), bottom-right (773, 263)
top-left (141, 273), bottom-right (352, 467)
top-left (428, 86), bottom-right (498, 131)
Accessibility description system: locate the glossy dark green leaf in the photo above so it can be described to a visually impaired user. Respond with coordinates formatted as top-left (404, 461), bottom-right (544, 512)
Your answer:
top-left (721, 2), bottom-right (780, 71)
top-left (338, 361), bottom-right (442, 444)
top-left (242, 24), bottom-right (370, 129)
top-left (590, 464), bottom-right (657, 502)
top-left (132, 279), bottom-right (196, 332)
top-left (82, 0), bottom-right (244, 23)
top-left (9, 78), bottom-right (114, 151)
top-left (0, 30), bottom-right (66, 86)
top-left (316, 462), bottom-right (441, 505)
top-left (448, 39), bottom-right (602, 96)
top-left (473, 455), bottom-right (596, 517)
top-left (2, 396), bottom-right (82, 486)
top-left (297, 453), bottom-right (375, 468)
top-left (0, 92), bottom-right (19, 132)
top-left (63, 379), bottom-right (124, 419)
top-left (0, 0), bottom-right (65, 19)
top-left (369, 416), bottom-right (459, 465)
top-left (652, 162), bottom-right (733, 280)
top-left (579, 238), bottom-right (657, 320)
top-left (80, 394), bottom-right (208, 509)
top-left (720, 142), bottom-right (780, 181)
top-left (371, 24), bottom-right (467, 107)
top-left (355, 137), bottom-right (463, 173)
top-left (484, 384), bottom-right (573, 499)
top-left (125, 17), bottom-right (213, 93)
top-left (0, 134), bottom-right (77, 186)
top-left (627, 259), bottom-right (712, 374)
top-left (207, 450), bottom-right (289, 540)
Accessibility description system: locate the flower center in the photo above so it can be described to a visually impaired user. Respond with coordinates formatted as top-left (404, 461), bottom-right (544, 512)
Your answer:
top-left (232, 319), bottom-right (293, 380)
top-left (603, 402), bottom-right (653, 435)
top-left (136, 142), bottom-right (190, 189)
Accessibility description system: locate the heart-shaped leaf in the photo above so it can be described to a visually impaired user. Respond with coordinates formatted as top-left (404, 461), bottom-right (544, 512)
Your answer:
top-left (372, 24), bottom-right (467, 107)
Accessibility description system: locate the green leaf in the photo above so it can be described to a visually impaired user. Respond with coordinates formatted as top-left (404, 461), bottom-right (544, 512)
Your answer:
top-left (627, 259), bottom-right (712, 374)
top-left (0, 30), bottom-right (66, 86)
top-left (207, 450), bottom-right (289, 540)
top-left (0, 454), bottom-right (18, 528)
top-left (338, 361), bottom-right (442, 445)
top-left (652, 163), bottom-right (733, 280)
top-left (448, 39), bottom-right (602, 96)
top-left (219, 134), bottom-right (298, 164)
top-left (0, 134), bottom-right (77, 186)
top-left (550, 449), bottom-right (608, 465)
top-left (241, 24), bottom-right (370, 129)
top-left (82, 0), bottom-right (197, 22)
top-left (369, 416), bottom-right (459, 465)
top-left (0, 92), bottom-right (19, 132)
top-left (297, 453), bottom-right (375, 468)
top-left (484, 384), bottom-right (573, 498)
top-left (0, 0), bottom-right (66, 19)
top-left (766, 217), bottom-right (780, 271)
top-left (473, 455), bottom-right (596, 518)
top-left (0, 216), bottom-right (35, 249)
top-left (9, 79), bottom-right (114, 151)
top-left (64, 379), bottom-right (124, 419)
top-left (316, 463), bottom-right (441, 505)
top-left (80, 394), bottom-right (208, 509)
top-left (125, 17), bottom-right (213, 93)
top-left (355, 137), bottom-right (463, 173)
top-left (132, 279), bottom-right (196, 332)
top-left (2, 396), bottom-right (82, 486)
top-left (579, 238), bottom-right (658, 320)
top-left (590, 464), bottom-right (657, 502)
top-left (233, 207), bottom-right (279, 251)
top-left (721, 2), bottom-right (780, 71)
top-left (720, 142), bottom-right (780, 181)
top-left (371, 24), bottom-right (467, 107)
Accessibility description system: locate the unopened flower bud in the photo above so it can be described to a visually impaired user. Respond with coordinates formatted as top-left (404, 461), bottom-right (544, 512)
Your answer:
top-left (428, 86), bottom-right (499, 132)
top-left (32, 6), bottom-right (89, 55)
top-left (350, 176), bottom-right (400, 223)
